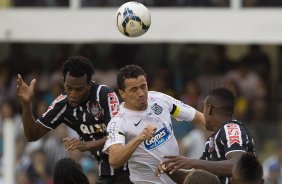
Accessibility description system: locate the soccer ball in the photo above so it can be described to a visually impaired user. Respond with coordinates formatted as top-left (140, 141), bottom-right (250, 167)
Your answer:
top-left (116, 1), bottom-right (151, 37)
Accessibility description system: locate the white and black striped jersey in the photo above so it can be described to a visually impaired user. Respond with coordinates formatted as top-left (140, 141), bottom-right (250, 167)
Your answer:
top-left (103, 91), bottom-right (196, 184)
top-left (37, 82), bottom-right (122, 176)
top-left (200, 120), bottom-right (255, 184)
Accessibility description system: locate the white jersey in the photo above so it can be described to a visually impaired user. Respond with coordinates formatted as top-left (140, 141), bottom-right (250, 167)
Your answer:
top-left (103, 91), bottom-right (196, 184)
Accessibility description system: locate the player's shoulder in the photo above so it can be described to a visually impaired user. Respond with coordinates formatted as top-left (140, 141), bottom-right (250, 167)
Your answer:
top-left (52, 93), bottom-right (68, 106)
top-left (148, 91), bottom-right (171, 100)
top-left (92, 82), bottom-right (114, 93)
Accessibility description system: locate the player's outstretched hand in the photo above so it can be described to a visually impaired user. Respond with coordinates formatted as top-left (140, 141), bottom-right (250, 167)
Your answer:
top-left (63, 137), bottom-right (87, 152)
top-left (138, 124), bottom-right (156, 141)
top-left (155, 163), bottom-right (168, 179)
top-left (16, 74), bottom-right (36, 104)
top-left (162, 155), bottom-right (193, 174)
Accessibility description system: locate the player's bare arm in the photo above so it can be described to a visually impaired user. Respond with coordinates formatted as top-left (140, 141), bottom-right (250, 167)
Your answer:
top-left (17, 74), bottom-right (50, 141)
top-left (162, 151), bottom-right (244, 177)
top-left (192, 111), bottom-right (206, 130)
top-left (155, 163), bottom-right (190, 184)
top-left (108, 124), bottom-right (156, 169)
top-left (63, 137), bottom-right (107, 152)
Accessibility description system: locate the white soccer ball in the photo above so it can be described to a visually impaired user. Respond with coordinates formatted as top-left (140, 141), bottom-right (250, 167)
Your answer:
top-left (116, 1), bottom-right (151, 37)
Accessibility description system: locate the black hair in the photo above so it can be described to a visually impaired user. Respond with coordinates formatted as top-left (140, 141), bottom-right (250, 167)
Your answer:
top-left (208, 87), bottom-right (235, 115)
top-left (184, 169), bottom-right (220, 184)
top-left (53, 158), bottom-right (90, 184)
top-left (234, 153), bottom-right (263, 183)
top-left (117, 64), bottom-right (146, 90)
top-left (62, 56), bottom-right (94, 84)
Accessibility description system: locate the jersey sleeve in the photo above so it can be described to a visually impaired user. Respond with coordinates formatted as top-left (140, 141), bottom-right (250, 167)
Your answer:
top-left (98, 86), bottom-right (119, 125)
top-left (220, 123), bottom-right (248, 156)
top-left (102, 118), bottom-right (125, 154)
top-left (37, 94), bottom-right (67, 129)
top-left (159, 92), bottom-right (196, 122)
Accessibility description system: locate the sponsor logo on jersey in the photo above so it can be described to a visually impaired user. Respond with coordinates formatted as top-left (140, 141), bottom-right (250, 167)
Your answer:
top-left (144, 125), bottom-right (171, 150)
top-left (225, 123), bottom-right (242, 148)
top-left (151, 103), bottom-right (163, 115)
top-left (134, 119), bottom-right (142, 126)
top-left (80, 123), bottom-right (106, 134)
top-left (108, 92), bottom-right (119, 117)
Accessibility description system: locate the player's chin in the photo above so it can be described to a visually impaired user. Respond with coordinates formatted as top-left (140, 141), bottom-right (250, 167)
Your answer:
top-left (138, 102), bottom-right (148, 110)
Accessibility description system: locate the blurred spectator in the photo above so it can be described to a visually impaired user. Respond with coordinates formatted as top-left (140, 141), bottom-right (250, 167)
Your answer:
top-left (16, 170), bottom-right (31, 184)
top-left (42, 71), bottom-right (64, 105)
top-left (180, 79), bottom-right (202, 110)
top-left (241, 45), bottom-right (271, 90)
top-left (49, 44), bottom-right (73, 73)
top-left (263, 142), bottom-right (282, 184)
top-left (179, 125), bottom-right (209, 159)
top-left (43, 125), bottom-right (68, 170)
top-left (213, 45), bottom-right (234, 74)
top-left (197, 57), bottom-right (224, 97)
top-left (176, 44), bottom-right (201, 83)
top-left (77, 44), bottom-right (98, 67)
top-left (149, 66), bottom-right (176, 98)
top-left (223, 61), bottom-right (267, 123)
top-left (26, 149), bottom-right (52, 184)
top-left (224, 79), bottom-right (249, 121)
top-left (93, 55), bottom-right (118, 89)
top-left (53, 157), bottom-right (90, 184)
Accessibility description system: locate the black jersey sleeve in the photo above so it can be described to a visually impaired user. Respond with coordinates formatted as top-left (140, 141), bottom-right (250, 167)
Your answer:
top-left (220, 123), bottom-right (253, 156)
top-left (98, 86), bottom-right (119, 125)
top-left (37, 94), bottom-right (67, 129)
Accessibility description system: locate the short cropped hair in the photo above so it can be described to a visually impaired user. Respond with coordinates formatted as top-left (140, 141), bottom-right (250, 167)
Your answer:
top-left (232, 153), bottom-right (263, 184)
top-left (208, 87), bottom-right (235, 115)
top-left (53, 158), bottom-right (89, 184)
top-left (62, 56), bottom-right (94, 84)
top-left (117, 64), bottom-right (146, 90)
top-left (184, 169), bottom-right (220, 184)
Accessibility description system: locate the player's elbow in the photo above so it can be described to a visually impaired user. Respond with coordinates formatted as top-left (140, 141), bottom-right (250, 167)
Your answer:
top-left (24, 131), bottom-right (40, 142)
top-left (109, 156), bottom-right (123, 169)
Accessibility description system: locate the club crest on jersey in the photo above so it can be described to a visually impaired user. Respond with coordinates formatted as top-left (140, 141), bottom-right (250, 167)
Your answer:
top-left (151, 103), bottom-right (163, 115)
top-left (144, 125), bottom-right (171, 150)
top-left (208, 136), bottom-right (215, 153)
top-left (89, 103), bottom-right (103, 119)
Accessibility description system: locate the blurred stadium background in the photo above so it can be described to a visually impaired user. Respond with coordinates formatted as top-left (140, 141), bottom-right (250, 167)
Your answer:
top-left (1, 0), bottom-right (282, 183)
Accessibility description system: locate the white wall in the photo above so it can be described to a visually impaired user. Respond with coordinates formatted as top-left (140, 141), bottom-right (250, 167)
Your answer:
top-left (0, 8), bottom-right (282, 43)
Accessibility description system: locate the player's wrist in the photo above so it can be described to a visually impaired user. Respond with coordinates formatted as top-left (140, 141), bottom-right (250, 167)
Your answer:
top-left (137, 135), bottom-right (146, 142)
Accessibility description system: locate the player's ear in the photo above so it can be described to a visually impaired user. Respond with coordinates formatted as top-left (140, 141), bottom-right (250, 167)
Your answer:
top-left (207, 104), bottom-right (212, 115)
top-left (119, 89), bottom-right (125, 99)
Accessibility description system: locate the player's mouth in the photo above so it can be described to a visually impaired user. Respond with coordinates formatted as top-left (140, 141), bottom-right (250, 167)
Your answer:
top-left (69, 100), bottom-right (79, 107)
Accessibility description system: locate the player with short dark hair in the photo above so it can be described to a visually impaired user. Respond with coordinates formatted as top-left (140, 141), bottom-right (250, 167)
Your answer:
top-left (183, 169), bottom-right (220, 184)
top-left (231, 153), bottom-right (264, 184)
top-left (17, 56), bottom-right (132, 184)
top-left (159, 87), bottom-right (255, 184)
top-left (103, 64), bottom-right (205, 184)
top-left (54, 157), bottom-right (90, 184)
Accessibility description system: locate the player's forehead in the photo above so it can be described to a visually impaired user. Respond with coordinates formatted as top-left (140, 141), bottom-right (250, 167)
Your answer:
top-left (65, 73), bottom-right (88, 87)
top-left (124, 75), bottom-right (147, 89)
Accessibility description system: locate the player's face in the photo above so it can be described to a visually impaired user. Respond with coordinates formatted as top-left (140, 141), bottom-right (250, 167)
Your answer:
top-left (64, 73), bottom-right (91, 107)
top-left (119, 75), bottom-right (148, 111)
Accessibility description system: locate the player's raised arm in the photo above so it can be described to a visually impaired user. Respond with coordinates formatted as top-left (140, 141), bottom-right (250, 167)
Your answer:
top-left (16, 74), bottom-right (50, 141)
top-left (105, 124), bottom-right (156, 169)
